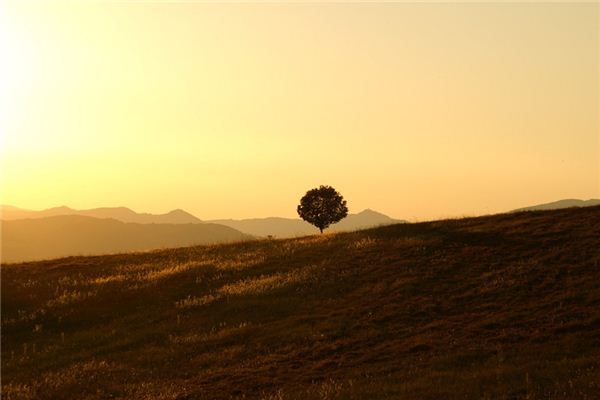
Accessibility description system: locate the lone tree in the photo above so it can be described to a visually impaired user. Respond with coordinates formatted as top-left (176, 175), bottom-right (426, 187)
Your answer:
top-left (297, 185), bottom-right (348, 233)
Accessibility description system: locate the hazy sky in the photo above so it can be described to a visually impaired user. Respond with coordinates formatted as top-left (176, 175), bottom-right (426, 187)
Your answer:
top-left (1, 2), bottom-right (598, 221)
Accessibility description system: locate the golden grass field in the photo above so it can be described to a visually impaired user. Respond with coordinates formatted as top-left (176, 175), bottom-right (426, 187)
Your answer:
top-left (2, 206), bottom-right (600, 399)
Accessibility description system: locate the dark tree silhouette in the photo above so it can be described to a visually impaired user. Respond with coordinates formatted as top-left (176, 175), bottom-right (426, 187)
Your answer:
top-left (297, 185), bottom-right (348, 233)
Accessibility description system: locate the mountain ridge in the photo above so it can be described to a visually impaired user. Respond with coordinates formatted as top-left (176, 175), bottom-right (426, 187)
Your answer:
top-left (1, 205), bottom-right (402, 237)
top-left (0, 205), bottom-right (202, 224)
top-left (511, 198), bottom-right (600, 212)
top-left (5, 197), bottom-right (597, 239)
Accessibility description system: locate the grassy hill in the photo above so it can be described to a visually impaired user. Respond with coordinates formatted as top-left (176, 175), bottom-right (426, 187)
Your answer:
top-left (2, 206), bottom-right (600, 399)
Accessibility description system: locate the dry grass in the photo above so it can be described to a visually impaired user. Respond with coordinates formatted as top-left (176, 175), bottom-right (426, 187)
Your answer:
top-left (2, 206), bottom-right (600, 399)
top-left (175, 264), bottom-right (317, 308)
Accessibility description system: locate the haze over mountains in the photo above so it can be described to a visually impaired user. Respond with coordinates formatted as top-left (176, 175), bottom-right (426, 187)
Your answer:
top-left (210, 209), bottom-right (403, 237)
top-left (0, 205), bottom-right (403, 238)
top-left (0, 205), bottom-right (402, 262)
top-left (1, 216), bottom-right (251, 263)
top-left (0, 205), bottom-right (201, 224)
top-left (2, 199), bottom-right (597, 263)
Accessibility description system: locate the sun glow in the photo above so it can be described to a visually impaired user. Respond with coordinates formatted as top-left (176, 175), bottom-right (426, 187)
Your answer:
top-left (1, 2), bottom-right (598, 220)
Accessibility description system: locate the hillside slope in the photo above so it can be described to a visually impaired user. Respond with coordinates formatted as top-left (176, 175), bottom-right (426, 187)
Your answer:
top-left (2, 207), bottom-right (600, 399)
top-left (1, 216), bottom-right (251, 263)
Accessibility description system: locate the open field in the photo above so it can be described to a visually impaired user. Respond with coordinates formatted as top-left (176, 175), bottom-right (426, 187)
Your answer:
top-left (2, 206), bottom-right (600, 399)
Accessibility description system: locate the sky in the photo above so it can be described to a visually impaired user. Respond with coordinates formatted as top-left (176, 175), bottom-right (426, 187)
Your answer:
top-left (0, 2), bottom-right (598, 221)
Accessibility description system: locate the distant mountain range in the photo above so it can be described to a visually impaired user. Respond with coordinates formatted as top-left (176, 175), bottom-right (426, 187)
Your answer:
top-left (1, 215), bottom-right (251, 263)
top-left (0, 205), bottom-right (403, 262)
top-left (1, 205), bottom-right (403, 238)
top-left (0, 205), bottom-right (201, 224)
top-left (511, 199), bottom-right (600, 213)
top-left (209, 209), bottom-right (404, 237)
top-left (5, 198), bottom-right (595, 262)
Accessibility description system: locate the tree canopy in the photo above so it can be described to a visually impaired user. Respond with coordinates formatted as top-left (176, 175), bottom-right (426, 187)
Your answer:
top-left (297, 185), bottom-right (348, 233)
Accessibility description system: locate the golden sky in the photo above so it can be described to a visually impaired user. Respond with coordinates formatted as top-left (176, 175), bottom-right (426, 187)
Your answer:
top-left (1, 2), bottom-right (598, 220)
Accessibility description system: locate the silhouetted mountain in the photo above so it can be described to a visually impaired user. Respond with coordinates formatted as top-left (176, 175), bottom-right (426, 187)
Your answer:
top-left (208, 217), bottom-right (312, 238)
top-left (334, 209), bottom-right (399, 231)
top-left (0, 205), bottom-right (202, 224)
top-left (209, 209), bottom-right (403, 238)
top-left (1, 216), bottom-right (252, 263)
top-left (1, 205), bottom-right (401, 238)
top-left (511, 198), bottom-right (600, 213)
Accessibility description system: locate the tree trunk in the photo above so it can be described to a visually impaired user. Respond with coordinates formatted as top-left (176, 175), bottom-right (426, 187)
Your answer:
top-left (319, 227), bottom-right (323, 234)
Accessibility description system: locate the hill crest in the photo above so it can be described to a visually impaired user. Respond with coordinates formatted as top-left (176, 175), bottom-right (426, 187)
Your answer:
top-left (2, 206), bottom-right (599, 398)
